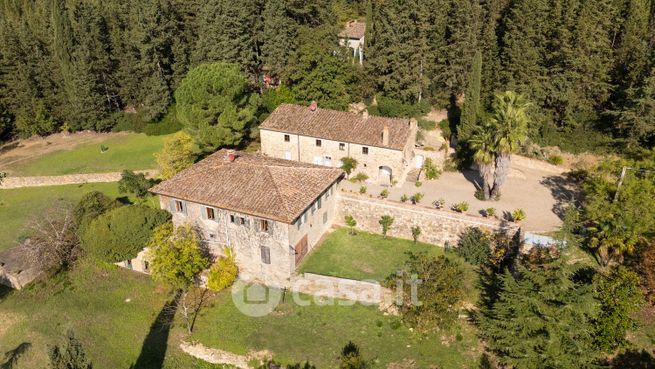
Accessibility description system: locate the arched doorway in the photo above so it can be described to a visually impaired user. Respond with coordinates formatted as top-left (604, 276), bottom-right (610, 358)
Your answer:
top-left (379, 166), bottom-right (392, 185)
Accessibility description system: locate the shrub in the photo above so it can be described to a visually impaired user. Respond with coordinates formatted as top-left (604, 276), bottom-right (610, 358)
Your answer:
top-left (400, 194), bottom-right (409, 203)
top-left (82, 205), bottom-right (171, 262)
top-left (74, 191), bottom-right (120, 231)
top-left (207, 247), bottom-right (238, 292)
top-left (452, 202), bottom-right (469, 213)
top-left (415, 180), bottom-right (422, 187)
top-left (376, 95), bottom-right (431, 118)
top-left (340, 157), bottom-right (358, 176)
top-left (457, 227), bottom-right (492, 265)
top-left (379, 215), bottom-right (394, 238)
top-left (339, 341), bottom-right (369, 369)
top-left (548, 155), bottom-right (564, 165)
top-left (155, 131), bottom-right (196, 180)
top-left (379, 189), bottom-right (389, 199)
top-left (345, 215), bottom-right (357, 235)
top-left (422, 158), bottom-right (441, 180)
top-left (485, 208), bottom-right (496, 218)
top-left (511, 208), bottom-right (526, 222)
top-left (411, 192), bottom-right (424, 204)
top-left (438, 119), bottom-right (451, 140)
top-left (143, 105), bottom-right (183, 136)
top-left (411, 226), bottom-right (421, 243)
top-left (359, 186), bottom-right (367, 194)
top-left (417, 118), bottom-right (436, 130)
top-left (349, 172), bottom-right (368, 183)
top-left (433, 198), bottom-right (445, 209)
top-left (118, 170), bottom-right (155, 198)
top-left (474, 188), bottom-right (486, 201)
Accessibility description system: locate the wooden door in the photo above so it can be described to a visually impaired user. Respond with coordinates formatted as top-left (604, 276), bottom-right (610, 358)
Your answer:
top-left (295, 235), bottom-right (308, 266)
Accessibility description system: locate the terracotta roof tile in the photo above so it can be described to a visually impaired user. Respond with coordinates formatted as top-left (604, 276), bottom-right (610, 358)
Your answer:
top-left (260, 104), bottom-right (413, 150)
top-left (339, 21), bottom-right (366, 39)
top-left (149, 150), bottom-right (344, 224)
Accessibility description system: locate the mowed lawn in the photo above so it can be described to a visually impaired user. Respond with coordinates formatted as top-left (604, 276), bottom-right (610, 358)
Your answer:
top-left (191, 290), bottom-right (481, 369)
top-left (0, 262), bottom-right (222, 369)
top-left (299, 228), bottom-right (446, 281)
top-left (5, 133), bottom-right (169, 176)
top-left (0, 182), bottom-right (143, 251)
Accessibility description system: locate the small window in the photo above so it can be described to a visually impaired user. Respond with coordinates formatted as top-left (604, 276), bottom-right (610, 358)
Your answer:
top-left (260, 219), bottom-right (269, 232)
top-left (143, 260), bottom-right (149, 272)
top-left (316, 139), bottom-right (322, 147)
top-left (205, 207), bottom-right (216, 220)
top-left (302, 212), bottom-right (308, 224)
top-left (230, 214), bottom-right (236, 223)
top-left (339, 143), bottom-right (345, 151)
top-left (260, 246), bottom-right (271, 264)
top-left (125, 259), bottom-right (133, 270)
top-left (174, 200), bottom-right (184, 212)
top-left (208, 233), bottom-right (216, 239)
top-left (323, 212), bottom-right (328, 224)
top-left (240, 217), bottom-right (246, 226)
top-left (284, 134), bottom-right (290, 142)
top-left (317, 197), bottom-right (322, 209)
top-left (362, 147), bottom-right (369, 155)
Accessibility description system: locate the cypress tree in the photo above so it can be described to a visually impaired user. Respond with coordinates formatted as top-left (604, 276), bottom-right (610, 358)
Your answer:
top-left (261, 0), bottom-right (297, 77)
top-left (459, 49), bottom-right (482, 141)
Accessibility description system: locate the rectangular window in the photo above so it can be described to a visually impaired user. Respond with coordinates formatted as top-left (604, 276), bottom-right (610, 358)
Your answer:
top-left (339, 143), bottom-right (345, 151)
top-left (323, 212), bottom-right (328, 224)
top-left (317, 197), bottom-right (322, 209)
top-left (362, 147), bottom-right (369, 155)
top-left (260, 246), bottom-right (271, 264)
top-left (316, 139), bottom-right (322, 147)
top-left (174, 200), bottom-right (184, 212)
top-left (302, 212), bottom-right (308, 224)
top-left (205, 207), bottom-right (216, 220)
top-left (260, 219), bottom-right (269, 232)
top-left (284, 134), bottom-right (290, 142)
top-left (143, 260), bottom-right (149, 272)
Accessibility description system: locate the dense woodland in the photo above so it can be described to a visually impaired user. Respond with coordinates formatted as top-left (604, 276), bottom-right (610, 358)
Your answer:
top-left (0, 0), bottom-right (654, 152)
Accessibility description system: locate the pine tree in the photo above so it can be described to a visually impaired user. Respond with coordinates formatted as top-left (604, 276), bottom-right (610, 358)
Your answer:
top-left (49, 330), bottom-right (93, 369)
top-left (615, 66), bottom-right (655, 147)
top-left (459, 49), bottom-right (482, 141)
top-left (478, 258), bottom-right (601, 369)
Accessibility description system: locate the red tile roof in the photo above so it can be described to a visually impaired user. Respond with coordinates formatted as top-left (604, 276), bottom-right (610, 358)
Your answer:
top-left (339, 21), bottom-right (366, 39)
top-left (260, 104), bottom-right (413, 151)
top-left (150, 150), bottom-right (344, 224)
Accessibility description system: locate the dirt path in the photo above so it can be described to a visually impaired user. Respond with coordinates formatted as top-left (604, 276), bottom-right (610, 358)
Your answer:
top-left (0, 131), bottom-right (130, 170)
top-left (0, 169), bottom-right (158, 189)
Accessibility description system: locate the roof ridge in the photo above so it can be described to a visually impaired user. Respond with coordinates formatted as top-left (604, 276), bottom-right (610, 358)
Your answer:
top-left (264, 166), bottom-right (293, 218)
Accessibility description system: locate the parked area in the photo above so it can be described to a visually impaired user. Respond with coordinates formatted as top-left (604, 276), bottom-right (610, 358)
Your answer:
top-left (342, 155), bottom-right (576, 232)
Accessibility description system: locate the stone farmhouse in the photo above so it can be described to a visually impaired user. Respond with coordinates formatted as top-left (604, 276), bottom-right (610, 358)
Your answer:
top-left (338, 20), bottom-right (366, 64)
top-left (260, 103), bottom-right (417, 186)
top-left (149, 149), bottom-right (344, 287)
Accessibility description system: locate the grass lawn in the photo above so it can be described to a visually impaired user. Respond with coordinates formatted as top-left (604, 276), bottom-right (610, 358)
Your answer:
top-left (6, 133), bottom-right (169, 176)
top-left (0, 182), bottom-right (158, 251)
top-left (299, 228), bottom-right (447, 281)
top-left (0, 261), bottom-right (221, 369)
top-left (191, 290), bottom-right (481, 369)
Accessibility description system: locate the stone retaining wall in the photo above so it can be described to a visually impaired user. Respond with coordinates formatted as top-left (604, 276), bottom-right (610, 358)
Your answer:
top-left (0, 169), bottom-right (157, 189)
top-left (336, 192), bottom-right (517, 246)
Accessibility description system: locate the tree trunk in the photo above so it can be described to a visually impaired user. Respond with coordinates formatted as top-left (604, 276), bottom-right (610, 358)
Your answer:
top-left (479, 162), bottom-right (493, 200)
top-left (491, 153), bottom-right (511, 199)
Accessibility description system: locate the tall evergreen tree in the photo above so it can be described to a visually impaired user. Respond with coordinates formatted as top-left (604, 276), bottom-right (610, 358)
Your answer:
top-left (261, 0), bottom-right (297, 77)
top-left (459, 49), bottom-right (482, 141)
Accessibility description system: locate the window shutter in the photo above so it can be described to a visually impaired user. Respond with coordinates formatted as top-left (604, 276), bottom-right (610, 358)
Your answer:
top-left (254, 219), bottom-right (260, 232)
top-left (260, 246), bottom-right (271, 264)
top-left (169, 199), bottom-right (175, 212)
top-left (182, 201), bottom-right (188, 215)
top-left (201, 207), bottom-right (207, 219)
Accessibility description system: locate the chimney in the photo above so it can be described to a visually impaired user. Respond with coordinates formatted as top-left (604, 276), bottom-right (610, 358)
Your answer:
top-left (226, 149), bottom-right (237, 163)
top-left (382, 125), bottom-right (389, 147)
top-left (362, 110), bottom-right (369, 120)
top-left (309, 101), bottom-right (318, 112)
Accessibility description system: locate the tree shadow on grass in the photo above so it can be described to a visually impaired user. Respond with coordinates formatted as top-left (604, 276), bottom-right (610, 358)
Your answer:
top-left (130, 290), bottom-right (181, 369)
top-left (608, 349), bottom-right (655, 369)
top-left (0, 285), bottom-right (13, 301)
top-left (0, 342), bottom-right (31, 369)
top-left (539, 175), bottom-right (580, 219)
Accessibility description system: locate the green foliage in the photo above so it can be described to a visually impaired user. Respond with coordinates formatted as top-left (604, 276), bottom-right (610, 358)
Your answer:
top-left (344, 215), bottom-right (357, 235)
top-left (511, 208), bottom-right (526, 222)
top-left (457, 228), bottom-right (492, 266)
top-left (414, 180), bottom-right (422, 187)
top-left (478, 258), bottom-right (601, 368)
top-left (417, 118), bottom-right (436, 131)
top-left (459, 49), bottom-right (482, 141)
top-left (389, 253), bottom-right (465, 330)
top-left (340, 157), bottom-right (358, 176)
top-left (82, 205), bottom-right (170, 262)
top-left (206, 247), bottom-right (238, 292)
top-left (484, 208), bottom-right (496, 218)
top-left (73, 191), bottom-right (120, 231)
top-left (349, 172), bottom-right (368, 183)
top-left (432, 198), bottom-right (445, 209)
top-left (155, 132), bottom-right (196, 180)
top-left (359, 185), bottom-right (367, 194)
top-left (118, 170), bottom-right (154, 198)
top-left (373, 96), bottom-right (430, 118)
top-left (175, 63), bottom-right (259, 152)
top-left (548, 155), bottom-right (564, 166)
top-left (379, 189), bottom-right (389, 199)
top-left (451, 202), bottom-right (469, 213)
top-left (339, 341), bottom-right (369, 369)
top-left (411, 226), bottom-right (421, 243)
top-left (261, 86), bottom-right (296, 115)
top-left (143, 105), bottom-right (183, 136)
top-left (422, 158), bottom-right (441, 180)
top-left (48, 330), bottom-right (92, 369)
top-left (258, 360), bottom-right (316, 369)
top-left (379, 215), bottom-right (394, 238)
top-left (148, 223), bottom-right (209, 289)
top-left (400, 194), bottom-right (409, 203)
top-left (593, 267), bottom-right (643, 351)
top-left (410, 192), bottom-right (424, 204)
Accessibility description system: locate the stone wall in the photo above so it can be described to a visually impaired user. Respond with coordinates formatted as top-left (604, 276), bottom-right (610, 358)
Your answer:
top-left (0, 169), bottom-right (157, 189)
top-left (336, 192), bottom-right (516, 246)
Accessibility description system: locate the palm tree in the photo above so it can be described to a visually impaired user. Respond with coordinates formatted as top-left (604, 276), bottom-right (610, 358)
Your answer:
top-left (489, 91), bottom-right (530, 198)
top-left (469, 118), bottom-right (496, 200)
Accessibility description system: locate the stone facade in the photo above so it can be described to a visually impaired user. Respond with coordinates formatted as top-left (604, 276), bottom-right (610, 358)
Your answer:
top-left (260, 128), bottom-right (416, 186)
top-left (336, 192), bottom-right (517, 246)
top-left (156, 182), bottom-right (339, 287)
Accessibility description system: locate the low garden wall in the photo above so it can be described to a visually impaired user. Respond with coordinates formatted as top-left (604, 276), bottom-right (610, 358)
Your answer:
top-left (336, 192), bottom-right (517, 246)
